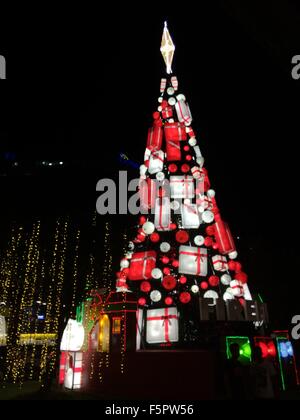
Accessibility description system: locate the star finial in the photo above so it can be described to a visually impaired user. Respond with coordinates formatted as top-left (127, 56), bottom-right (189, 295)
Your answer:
top-left (160, 21), bottom-right (175, 74)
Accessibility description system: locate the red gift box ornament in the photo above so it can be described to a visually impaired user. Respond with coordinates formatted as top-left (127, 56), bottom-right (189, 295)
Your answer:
top-left (147, 126), bottom-right (163, 151)
top-left (171, 76), bottom-right (178, 91)
top-left (162, 106), bottom-right (173, 119)
top-left (213, 219), bottom-right (236, 255)
top-left (166, 139), bottom-right (181, 161)
top-left (139, 178), bottom-right (157, 210)
top-left (164, 122), bottom-right (187, 141)
top-left (154, 197), bottom-right (171, 231)
top-left (128, 251), bottom-right (157, 281)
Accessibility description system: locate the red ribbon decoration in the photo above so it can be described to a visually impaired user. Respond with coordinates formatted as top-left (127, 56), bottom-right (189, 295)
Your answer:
top-left (147, 308), bottom-right (178, 343)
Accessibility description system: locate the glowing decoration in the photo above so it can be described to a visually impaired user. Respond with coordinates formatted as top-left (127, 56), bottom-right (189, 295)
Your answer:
top-left (160, 22), bottom-right (175, 74)
top-left (142, 221), bottom-right (155, 235)
top-left (162, 275), bottom-right (177, 290)
top-left (160, 242), bottom-right (171, 253)
top-left (150, 290), bottom-right (162, 303)
top-left (226, 336), bottom-right (252, 364)
top-left (203, 290), bottom-right (219, 305)
top-left (140, 281), bottom-right (151, 293)
top-left (221, 274), bottom-right (231, 285)
top-left (179, 291), bottom-right (191, 304)
top-left (279, 342), bottom-right (289, 358)
top-left (194, 235), bottom-right (204, 246)
top-left (151, 268), bottom-right (163, 279)
top-left (146, 307), bottom-right (179, 344)
top-left (191, 284), bottom-right (199, 293)
top-left (60, 319), bottom-right (85, 352)
top-left (138, 297), bottom-right (146, 306)
top-left (64, 352), bottom-right (83, 390)
top-left (179, 276), bottom-right (187, 284)
top-left (179, 245), bottom-right (207, 276)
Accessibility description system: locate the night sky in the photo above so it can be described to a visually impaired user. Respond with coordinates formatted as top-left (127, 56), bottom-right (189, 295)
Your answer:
top-left (0, 2), bottom-right (300, 328)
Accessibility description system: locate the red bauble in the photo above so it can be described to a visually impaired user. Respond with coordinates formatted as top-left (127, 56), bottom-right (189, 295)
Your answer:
top-left (163, 267), bottom-right (171, 275)
top-left (179, 292), bottom-right (191, 304)
top-left (228, 261), bottom-right (236, 271)
top-left (168, 164), bottom-right (178, 173)
top-left (153, 119), bottom-right (163, 127)
top-left (208, 275), bottom-right (219, 287)
top-left (172, 260), bottom-right (179, 268)
top-left (162, 275), bottom-right (177, 290)
top-left (214, 212), bottom-right (221, 222)
top-left (150, 232), bottom-right (160, 243)
top-left (179, 276), bottom-right (187, 284)
top-left (206, 225), bottom-right (215, 236)
top-left (170, 223), bottom-right (177, 230)
top-left (138, 297), bottom-right (146, 306)
top-left (234, 262), bottom-right (243, 273)
top-left (120, 271), bottom-right (128, 279)
top-left (185, 155), bottom-right (192, 161)
top-left (140, 281), bottom-right (151, 293)
top-left (161, 100), bottom-right (168, 108)
top-left (122, 268), bottom-right (130, 276)
top-left (139, 216), bottom-right (147, 225)
top-left (161, 256), bottom-right (170, 264)
top-left (136, 233), bottom-right (146, 242)
top-left (235, 271), bottom-right (248, 284)
top-left (153, 111), bottom-right (160, 120)
top-left (200, 281), bottom-right (209, 290)
top-left (176, 230), bottom-right (189, 244)
top-left (183, 145), bottom-right (190, 152)
top-left (212, 242), bottom-right (219, 250)
top-left (181, 164), bottom-right (190, 173)
top-left (165, 296), bottom-right (173, 306)
top-left (204, 237), bottom-right (213, 247)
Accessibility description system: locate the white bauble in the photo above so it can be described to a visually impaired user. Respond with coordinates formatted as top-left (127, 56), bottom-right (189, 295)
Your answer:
top-left (156, 172), bottom-right (165, 181)
top-left (223, 289), bottom-right (234, 301)
top-left (150, 290), bottom-right (162, 302)
top-left (196, 156), bottom-right (205, 167)
top-left (125, 252), bottom-right (133, 259)
top-left (157, 106), bottom-right (162, 112)
top-left (142, 221), bottom-right (155, 235)
top-left (176, 94), bottom-right (186, 101)
top-left (188, 137), bottom-right (197, 147)
top-left (120, 258), bottom-right (129, 269)
top-left (167, 87), bottom-right (175, 95)
top-left (168, 118), bottom-right (175, 123)
top-left (221, 274), bottom-right (231, 286)
top-left (203, 290), bottom-right (219, 306)
top-left (207, 189), bottom-right (215, 198)
top-left (183, 198), bottom-right (191, 205)
top-left (168, 97), bottom-right (176, 106)
top-left (160, 242), bottom-right (171, 253)
top-left (191, 284), bottom-right (199, 294)
top-left (151, 268), bottom-right (162, 279)
top-left (139, 164), bottom-right (147, 175)
top-left (198, 205), bottom-right (205, 214)
top-left (202, 210), bottom-right (214, 223)
top-left (158, 97), bottom-right (163, 103)
top-left (128, 241), bottom-right (135, 250)
top-left (228, 251), bottom-right (238, 260)
top-left (170, 201), bottom-right (180, 211)
top-left (194, 235), bottom-right (205, 246)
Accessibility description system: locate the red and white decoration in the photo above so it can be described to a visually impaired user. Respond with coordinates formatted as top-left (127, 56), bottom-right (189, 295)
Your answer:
top-left (179, 245), bottom-right (207, 276)
top-left (147, 126), bottom-right (163, 151)
top-left (160, 78), bottom-right (167, 94)
top-left (171, 76), bottom-right (178, 91)
top-left (60, 319), bottom-right (85, 352)
top-left (128, 251), bottom-right (157, 281)
top-left (149, 150), bottom-right (164, 174)
top-left (166, 139), bottom-right (181, 161)
top-left (212, 255), bottom-right (228, 272)
top-left (170, 175), bottom-right (194, 199)
top-left (63, 351), bottom-right (83, 390)
top-left (154, 197), bottom-right (171, 231)
top-left (164, 122), bottom-right (187, 141)
top-left (214, 219), bottom-right (236, 255)
top-left (181, 203), bottom-right (201, 229)
top-left (175, 99), bottom-right (192, 125)
top-left (146, 307), bottom-right (179, 344)
top-left (139, 178), bottom-right (157, 210)
top-left (162, 106), bottom-right (173, 119)
top-left (230, 280), bottom-right (244, 297)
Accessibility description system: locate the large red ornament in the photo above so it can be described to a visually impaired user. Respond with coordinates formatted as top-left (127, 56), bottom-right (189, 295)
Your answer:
top-left (168, 163), bottom-right (178, 173)
top-left (179, 292), bottom-right (191, 304)
top-left (170, 223), bottom-right (177, 230)
top-left (200, 281), bottom-right (208, 290)
top-left (140, 281), bottom-right (151, 293)
top-left (153, 111), bottom-right (160, 120)
top-left (206, 225), bottom-right (215, 236)
top-left (234, 262), bottom-right (243, 273)
top-left (162, 275), bottom-right (177, 290)
top-left (163, 267), bottom-right (171, 275)
top-left (161, 256), bottom-right (170, 264)
top-left (150, 232), bottom-right (160, 243)
top-left (185, 155), bottom-right (192, 161)
top-left (172, 260), bottom-right (179, 268)
top-left (234, 272), bottom-right (248, 284)
top-left (183, 145), bottom-right (190, 152)
top-left (208, 275), bottom-right (219, 287)
top-left (176, 230), bottom-right (189, 244)
top-left (228, 261), bottom-right (236, 271)
top-left (181, 164), bottom-right (190, 173)
top-left (122, 268), bottom-right (130, 276)
top-left (139, 216), bottom-right (147, 225)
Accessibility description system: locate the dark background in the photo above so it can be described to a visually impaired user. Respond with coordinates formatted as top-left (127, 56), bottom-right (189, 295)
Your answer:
top-left (0, 1), bottom-right (299, 328)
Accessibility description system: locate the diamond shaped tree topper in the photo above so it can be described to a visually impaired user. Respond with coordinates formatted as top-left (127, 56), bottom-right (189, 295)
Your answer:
top-left (160, 21), bottom-right (175, 74)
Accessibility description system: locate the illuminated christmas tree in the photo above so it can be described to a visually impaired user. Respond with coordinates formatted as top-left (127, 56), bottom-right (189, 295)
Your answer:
top-left (115, 22), bottom-right (253, 347)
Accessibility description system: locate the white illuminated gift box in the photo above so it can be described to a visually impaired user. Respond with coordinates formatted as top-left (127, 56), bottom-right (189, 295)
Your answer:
top-left (181, 203), bottom-right (201, 228)
top-left (60, 319), bottom-right (85, 352)
top-left (63, 351), bottom-right (83, 390)
top-left (148, 150), bottom-right (164, 175)
top-left (146, 307), bottom-right (179, 344)
top-left (179, 245), bottom-right (207, 276)
top-left (170, 175), bottom-right (194, 199)
top-left (154, 197), bottom-right (171, 231)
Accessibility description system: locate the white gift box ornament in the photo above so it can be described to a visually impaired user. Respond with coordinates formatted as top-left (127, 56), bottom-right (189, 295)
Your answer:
top-left (212, 255), bottom-right (228, 272)
top-left (60, 319), bottom-right (85, 352)
top-left (175, 99), bottom-right (192, 125)
top-left (181, 203), bottom-right (201, 229)
top-left (230, 280), bottom-right (244, 297)
top-left (170, 175), bottom-right (194, 199)
top-left (146, 307), bottom-right (179, 344)
top-left (154, 197), bottom-right (171, 231)
top-left (149, 150), bottom-right (164, 174)
top-left (179, 245), bottom-right (207, 276)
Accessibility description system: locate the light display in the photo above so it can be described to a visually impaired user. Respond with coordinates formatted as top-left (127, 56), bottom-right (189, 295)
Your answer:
top-left (226, 336), bottom-right (252, 364)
